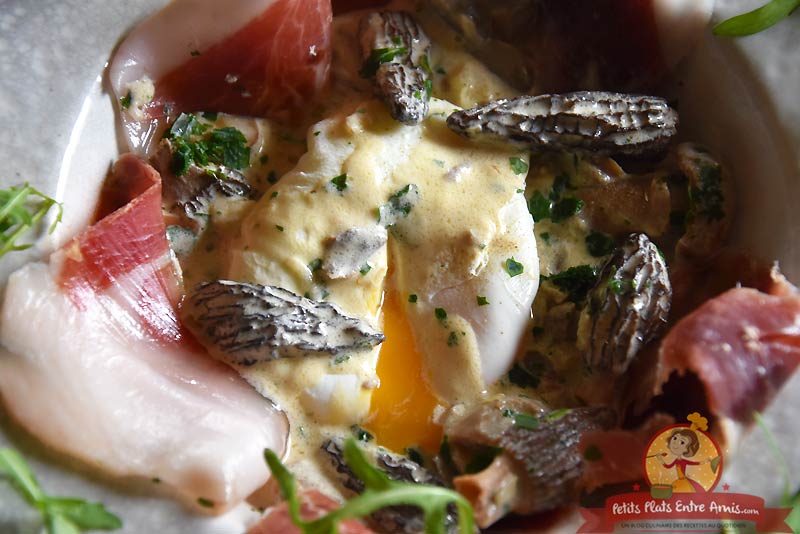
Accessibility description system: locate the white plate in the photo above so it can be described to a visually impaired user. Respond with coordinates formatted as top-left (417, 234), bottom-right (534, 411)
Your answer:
top-left (0, 1), bottom-right (798, 532)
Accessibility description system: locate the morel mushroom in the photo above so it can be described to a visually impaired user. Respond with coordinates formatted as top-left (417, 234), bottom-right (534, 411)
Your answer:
top-left (447, 92), bottom-right (678, 156)
top-left (577, 233), bottom-right (671, 375)
top-left (181, 281), bottom-right (385, 366)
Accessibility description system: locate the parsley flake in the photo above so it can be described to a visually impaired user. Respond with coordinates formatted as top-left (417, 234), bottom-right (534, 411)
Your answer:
top-left (504, 257), bottom-right (524, 277)
top-left (119, 91), bottom-right (132, 110)
top-left (509, 157), bottom-right (529, 175)
top-left (408, 294), bottom-right (418, 303)
top-left (330, 173), bottom-right (348, 192)
top-left (476, 295), bottom-right (489, 306)
top-left (360, 46), bottom-right (408, 78)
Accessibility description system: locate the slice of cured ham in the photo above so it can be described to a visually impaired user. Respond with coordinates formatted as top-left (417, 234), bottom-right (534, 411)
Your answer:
top-left (109, 0), bottom-right (333, 153)
top-left (657, 281), bottom-right (800, 424)
top-left (247, 490), bottom-right (374, 534)
top-left (0, 155), bottom-right (288, 513)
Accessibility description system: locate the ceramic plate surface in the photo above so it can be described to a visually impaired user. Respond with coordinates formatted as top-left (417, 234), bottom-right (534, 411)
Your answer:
top-left (0, 1), bottom-right (798, 532)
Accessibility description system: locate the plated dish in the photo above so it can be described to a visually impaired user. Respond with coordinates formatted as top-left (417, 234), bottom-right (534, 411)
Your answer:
top-left (1, 1), bottom-right (799, 533)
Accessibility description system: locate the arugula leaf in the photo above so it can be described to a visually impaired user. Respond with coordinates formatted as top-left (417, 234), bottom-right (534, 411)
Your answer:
top-left (0, 183), bottom-right (62, 257)
top-left (0, 448), bottom-right (121, 534)
top-left (714, 0), bottom-right (800, 36)
top-left (264, 439), bottom-right (475, 534)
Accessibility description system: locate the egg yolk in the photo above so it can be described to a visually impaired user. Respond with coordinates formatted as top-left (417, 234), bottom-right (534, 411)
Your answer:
top-left (365, 292), bottom-right (442, 454)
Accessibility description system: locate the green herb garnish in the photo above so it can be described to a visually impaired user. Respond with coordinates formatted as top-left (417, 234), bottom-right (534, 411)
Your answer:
top-left (119, 92), bottom-right (132, 110)
top-left (360, 46), bottom-right (408, 78)
top-left (509, 157), bottom-right (529, 175)
top-left (528, 191), bottom-right (551, 222)
top-left (545, 264), bottom-right (598, 302)
top-left (476, 295), bottom-right (489, 306)
top-left (434, 307), bottom-right (448, 323)
top-left (359, 263), bottom-right (372, 276)
top-left (550, 197), bottom-right (584, 222)
top-left (714, 0), bottom-right (799, 36)
top-left (585, 231), bottom-right (615, 257)
top-left (446, 331), bottom-right (459, 347)
top-left (408, 294), bottom-right (418, 303)
top-left (0, 183), bottom-right (62, 257)
top-left (504, 257), bottom-right (524, 277)
top-left (264, 439), bottom-right (474, 534)
top-left (308, 258), bottom-right (323, 273)
top-left (330, 173), bottom-right (348, 192)
top-left (351, 425), bottom-right (374, 442)
top-left (0, 448), bottom-right (122, 534)
top-left (165, 113), bottom-right (250, 176)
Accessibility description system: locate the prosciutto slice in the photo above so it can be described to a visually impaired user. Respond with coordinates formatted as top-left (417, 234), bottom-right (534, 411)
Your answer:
top-left (109, 0), bottom-right (333, 153)
top-left (657, 274), bottom-right (800, 424)
top-left (0, 155), bottom-right (288, 513)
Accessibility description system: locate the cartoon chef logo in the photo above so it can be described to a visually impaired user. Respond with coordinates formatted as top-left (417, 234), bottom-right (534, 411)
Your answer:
top-left (643, 412), bottom-right (723, 498)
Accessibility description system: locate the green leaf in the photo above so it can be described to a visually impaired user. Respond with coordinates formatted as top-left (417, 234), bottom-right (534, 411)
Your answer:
top-left (360, 46), bottom-right (408, 78)
top-left (528, 191), bottom-right (551, 222)
top-left (0, 184), bottom-right (62, 257)
top-left (509, 157), bottom-right (529, 175)
top-left (263, 439), bottom-right (476, 534)
top-left (208, 127), bottom-right (251, 170)
top-left (47, 514), bottom-right (82, 534)
top-left (119, 92), bottom-right (132, 110)
top-left (585, 231), bottom-right (615, 257)
top-left (44, 498), bottom-right (122, 530)
top-left (408, 293), bottom-right (418, 303)
top-left (546, 264), bottom-right (598, 302)
top-left (0, 448), bottom-right (45, 504)
top-left (330, 173), bottom-right (348, 192)
top-left (550, 197), bottom-right (584, 223)
top-left (434, 307), bottom-right (448, 322)
top-left (476, 295), bottom-right (489, 306)
top-left (0, 448), bottom-right (121, 533)
top-left (713, 0), bottom-right (800, 36)
top-left (504, 257), bottom-right (524, 277)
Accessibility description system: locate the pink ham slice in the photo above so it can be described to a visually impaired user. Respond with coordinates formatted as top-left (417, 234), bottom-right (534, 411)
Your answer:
top-left (657, 277), bottom-right (800, 424)
top-left (109, 0), bottom-right (333, 153)
top-left (248, 490), bottom-right (374, 534)
top-left (0, 155), bottom-right (288, 513)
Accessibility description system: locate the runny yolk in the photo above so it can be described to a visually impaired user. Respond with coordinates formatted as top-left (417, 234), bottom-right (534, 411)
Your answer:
top-left (365, 292), bottom-right (442, 454)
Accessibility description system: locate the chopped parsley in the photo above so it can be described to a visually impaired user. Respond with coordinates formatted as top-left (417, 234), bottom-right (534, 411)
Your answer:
top-left (544, 264), bottom-right (598, 302)
top-left (424, 78), bottom-right (433, 99)
top-left (165, 113), bottom-right (251, 176)
top-left (360, 46), bottom-right (408, 78)
top-left (476, 295), bottom-right (489, 306)
top-left (434, 307), bottom-right (448, 322)
top-left (528, 191), bottom-right (551, 222)
top-left (527, 173), bottom-right (581, 222)
top-left (585, 231), bottom-right (615, 257)
top-left (308, 258), bottom-right (323, 273)
top-left (504, 257), bottom-right (524, 277)
top-left (119, 91), bottom-right (132, 110)
top-left (359, 263), bottom-right (372, 276)
top-left (509, 157), bottom-right (529, 175)
top-left (550, 197), bottom-right (584, 223)
top-left (330, 173), bottom-right (348, 192)
top-left (333, 354), bottom-right (351, 365)
top-left (378, 184), bottom-right (419, 227)
top-left (275, 225), bottom-right (284, 232)
top-left (408, 294), bottom-right (418, 303)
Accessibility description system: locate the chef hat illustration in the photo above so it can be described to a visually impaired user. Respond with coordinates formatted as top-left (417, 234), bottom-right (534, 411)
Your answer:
top-left (687, 412), bottom-right (708, 432)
